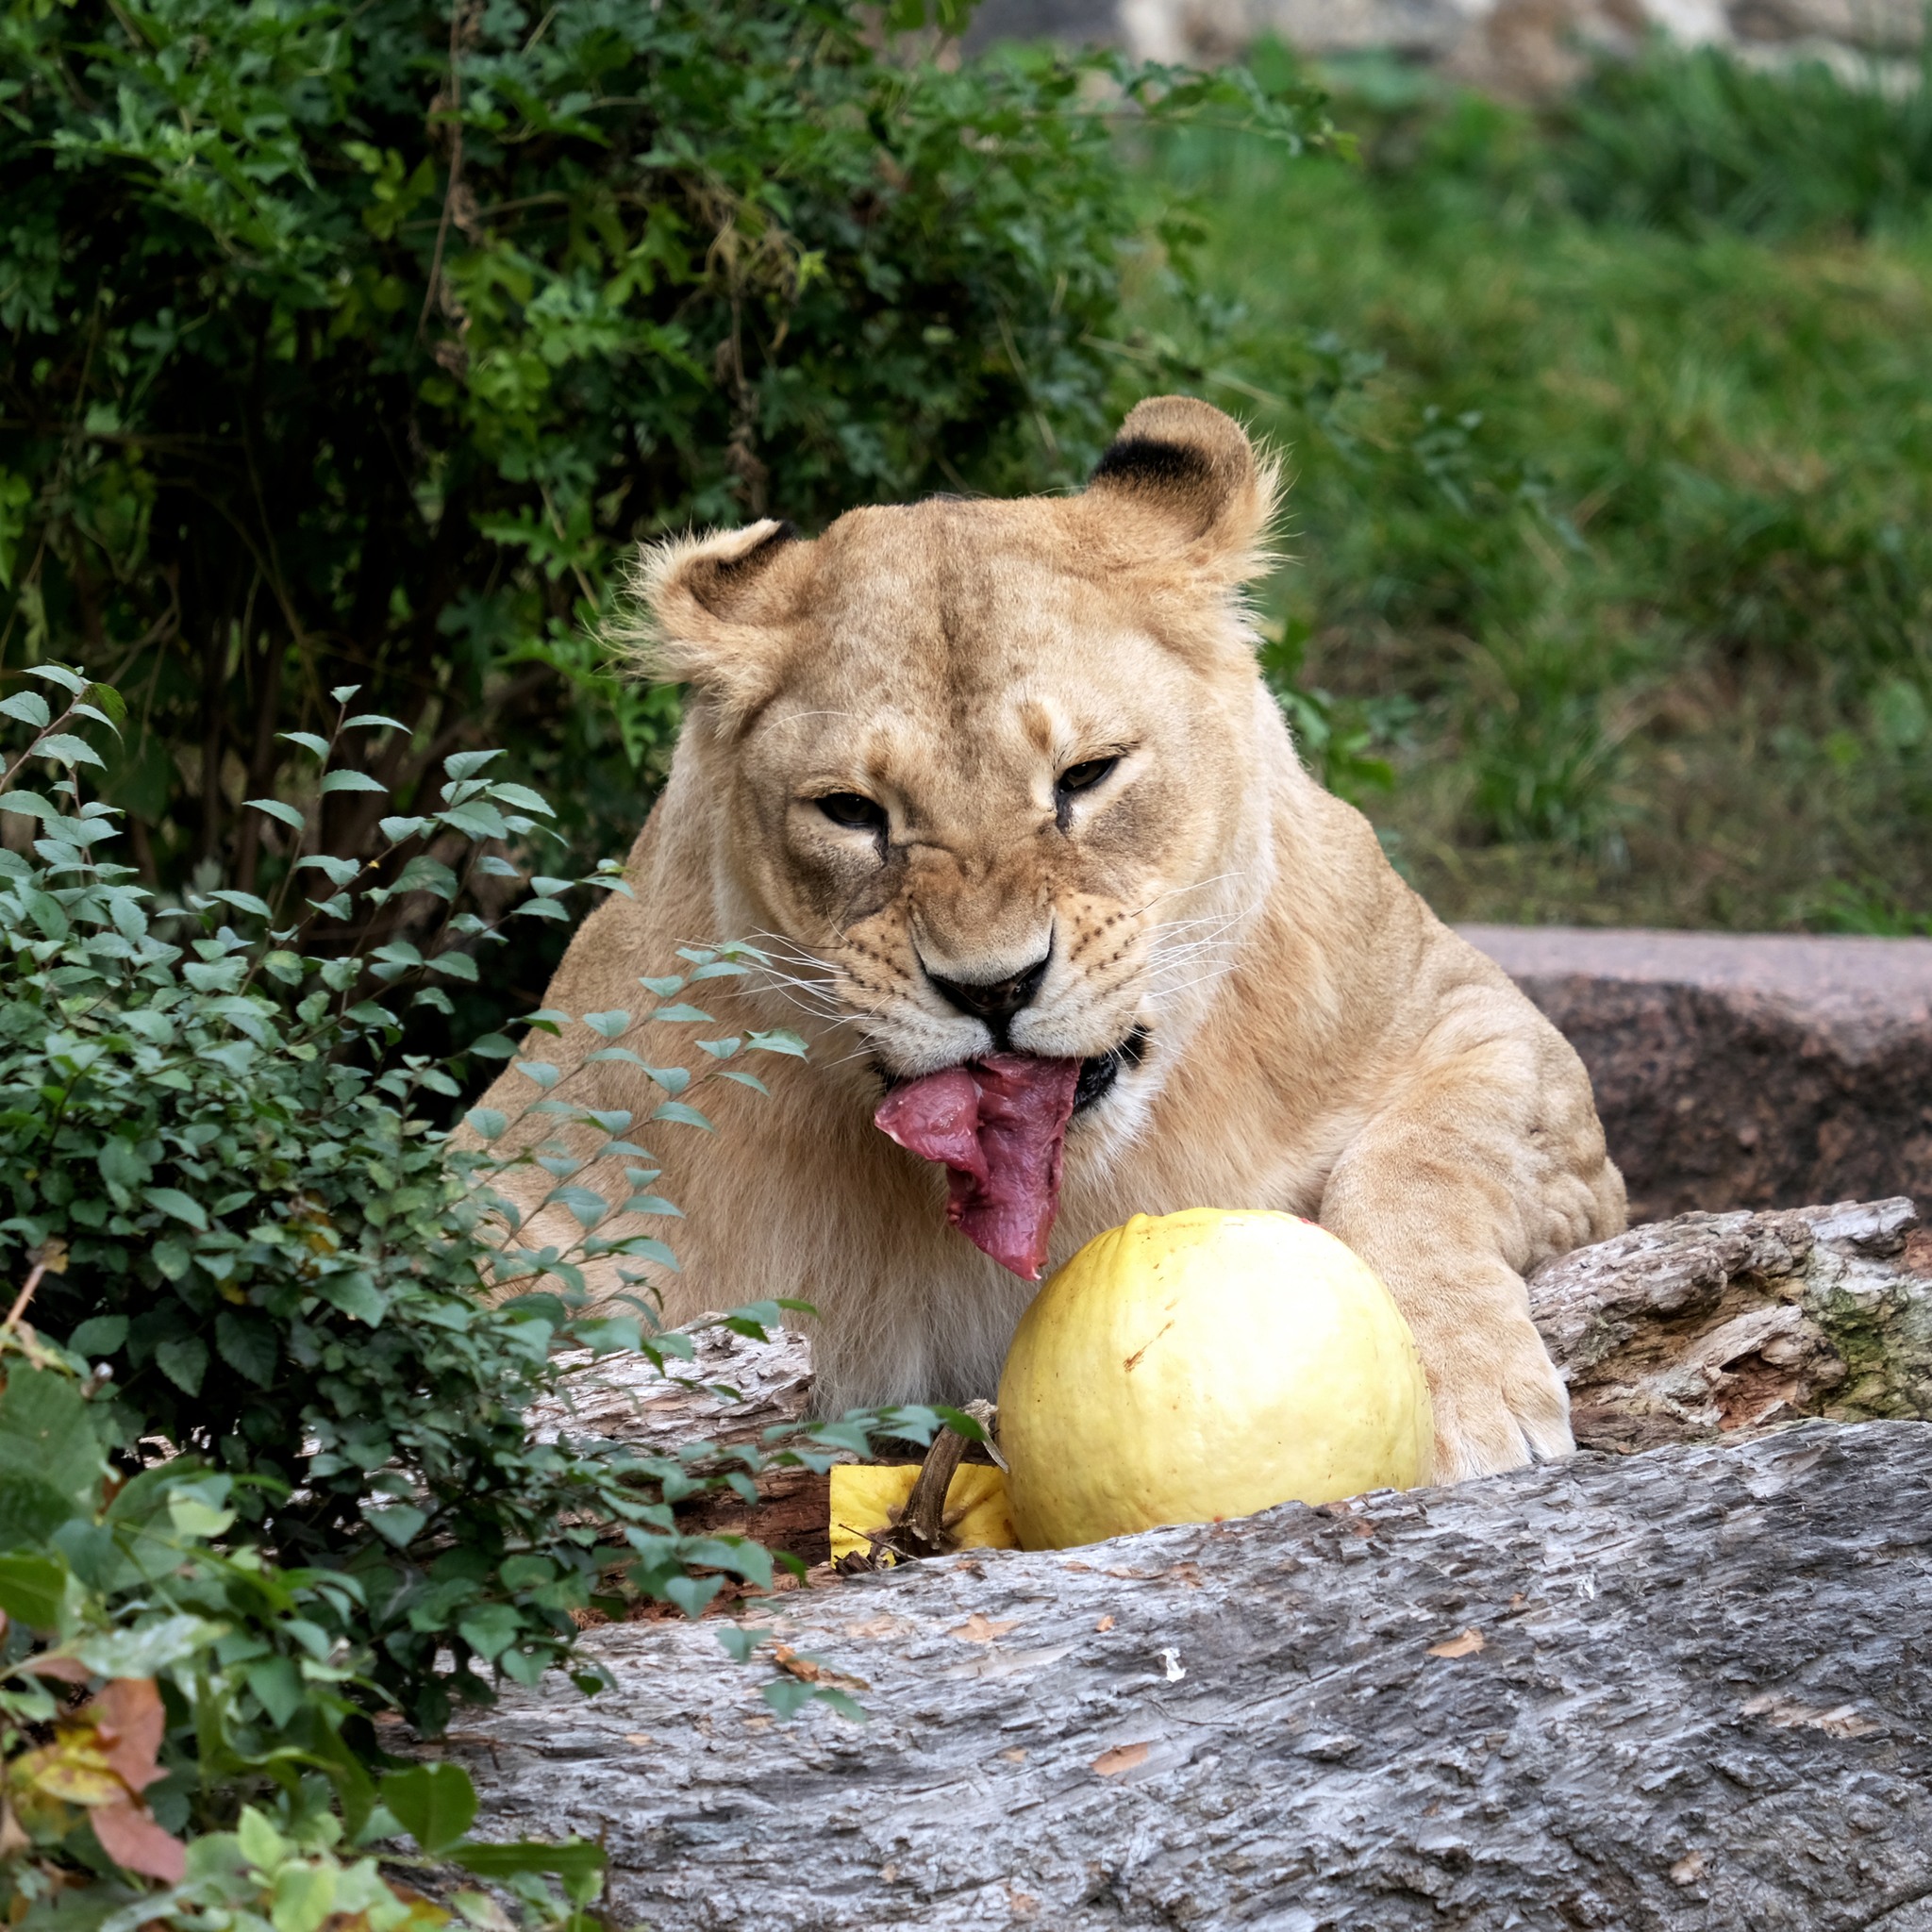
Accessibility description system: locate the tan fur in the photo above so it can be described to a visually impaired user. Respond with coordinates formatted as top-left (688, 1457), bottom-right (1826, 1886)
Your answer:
top-left (475, 397), bottom-right (1625, 1482)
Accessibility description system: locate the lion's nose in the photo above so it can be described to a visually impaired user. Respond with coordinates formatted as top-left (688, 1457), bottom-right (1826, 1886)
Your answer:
top-left (924, 952), bottom-right (1050, 1027)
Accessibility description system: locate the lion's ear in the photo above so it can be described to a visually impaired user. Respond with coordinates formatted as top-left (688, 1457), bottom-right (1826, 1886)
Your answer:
top-left (1084, 396), bottom-right (1280, 583)
top-left (619, 520), bottom-right (807, 718)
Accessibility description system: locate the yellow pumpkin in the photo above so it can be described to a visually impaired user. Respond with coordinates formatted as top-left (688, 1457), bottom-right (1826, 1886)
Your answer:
top-left (997, 1208), bottom-right (1433, 1549)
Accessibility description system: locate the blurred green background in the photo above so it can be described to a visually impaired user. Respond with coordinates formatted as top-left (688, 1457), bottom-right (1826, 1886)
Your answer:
top-left (5, 1), bottom-right (1931, 1039)
top-left (1129, 38), bottom-right (1932, 933)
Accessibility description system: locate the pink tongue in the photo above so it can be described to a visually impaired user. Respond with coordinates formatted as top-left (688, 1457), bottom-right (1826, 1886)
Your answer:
top-left (874, 1053), bottom-right (1081, 1280)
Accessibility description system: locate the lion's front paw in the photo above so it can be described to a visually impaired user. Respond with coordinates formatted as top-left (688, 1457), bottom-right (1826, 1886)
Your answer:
top-left (1424, 1312), bottom-right (1574, 1483)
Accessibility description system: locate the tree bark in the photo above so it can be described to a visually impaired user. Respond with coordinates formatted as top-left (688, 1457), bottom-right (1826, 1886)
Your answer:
top-left (447, 1418), bottom-right (1932, 1930)
top-left (1529, 1195), bottom-right (1932, 1449)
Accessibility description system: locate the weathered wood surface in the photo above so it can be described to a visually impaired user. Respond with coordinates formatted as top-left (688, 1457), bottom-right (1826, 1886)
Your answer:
top-left (534, 1197), bottom-right (1932, 1462)
top-left (531, 1319), bottom-right (813, 1456)
top-left (1530, 1195), bottom-right (1932, 1450)
top-left (450, 1418), bottom-right (1932, 1930)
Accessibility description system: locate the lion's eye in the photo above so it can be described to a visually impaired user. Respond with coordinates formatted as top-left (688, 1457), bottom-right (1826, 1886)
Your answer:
top-left (1057, 757), bottom-right (1119, 796)
top-left (815, 791), bottom-right (888, 833)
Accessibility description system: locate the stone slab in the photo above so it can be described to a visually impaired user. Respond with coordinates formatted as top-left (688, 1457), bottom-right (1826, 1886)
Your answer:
top-left (1462, 924), bottom-right (1932, 1223)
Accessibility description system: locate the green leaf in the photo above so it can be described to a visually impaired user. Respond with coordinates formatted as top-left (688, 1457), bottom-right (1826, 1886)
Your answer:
top-left (320, 769), bottom-right (388, 794)
top-left (35, 732), bottom-right (104, 769)
top-left (167, 1487), bottom-right (236, 1538)
top-left (448, 1840), bottom-right (604, 1888)
top-left (143, 1187), bottom-right (209, 1231)
top-left (429, 949), bottom-right (479, 981)
top-left (663, 1574), bottom-right (720, 1618)
top-left (26, 665), bottom-right (87, 695)
top-left (443, 750), bottom-right (504, 781)
top-left (585, 1009), bottom-right (631, 1038)
top-left (206, 888), bottom-right (274, 918)
top-left (545, 1186), bottom-right (610, 1229)
top-left (456, 1602), bottom-right (521, 1661)
top-left (295, 854), bottom-right (362, 887)
top-left (391, 855), bottom-right (458, 898)
top-left (465, 1108), bottom-right (508, 1140)
top-left (748, 1029), bottom-right (809, 1058)
top-left (761, 1678), bottom-right (815, 1719)
top-left (485, 782), bottom-right (555, 816)
top-left (247, 797), bottom-right (306, 830)
top-left (345, 712), bottom-right (410, 732)
top-left (67, 1315), bottom-right (128, 1357)
top-left (316, 1271), bottom-right (387, 1324)
top-left (439, 800), bottom-right (510, 840)
top-left (609, 1237), bottom-right (679, 1272)
top-left (651, 1101), bottom-right (715, 1132)
top-left (83, 683), bottom-right (126, 725)
top-left (367, 1503), bottom-right (428, 1550)
top-left (381, 1763), bottom-right (478, 1855)
top-left (156, 1336), bottom-right (209, 1396)
top-left (245, 1655), bottom-right (305, 1728)
top-left (215, 1311), bottom-right (279, 1388)
top-left (0, 1552), bottom-right (70, 1630)
top-left (278, 731), bottom-right (332, 758)
top-left (0, 691), bottom-right (51, 728)
top-left (0, 1367), bottom-right (102, 1550)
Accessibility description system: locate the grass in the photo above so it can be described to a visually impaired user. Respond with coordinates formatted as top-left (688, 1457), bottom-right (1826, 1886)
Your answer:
top-left (1119, 41), bottom-right (1932, 930)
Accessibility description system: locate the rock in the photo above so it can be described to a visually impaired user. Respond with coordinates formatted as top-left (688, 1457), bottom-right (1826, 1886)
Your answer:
top-left (448, 1418), bottom-right (1932, 1930)
top-left (1464, 926), bottom-right (1932, 1224)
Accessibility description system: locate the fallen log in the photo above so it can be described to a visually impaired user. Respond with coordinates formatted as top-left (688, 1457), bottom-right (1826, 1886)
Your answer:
top-left (529, 1196), bottom-right (1932, 1474)
top-left (447, 1418), bottom-right (1932, 1930)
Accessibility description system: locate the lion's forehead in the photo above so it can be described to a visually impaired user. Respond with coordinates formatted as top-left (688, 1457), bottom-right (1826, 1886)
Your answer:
top-left (796, 508), bottom-right (1153, 682)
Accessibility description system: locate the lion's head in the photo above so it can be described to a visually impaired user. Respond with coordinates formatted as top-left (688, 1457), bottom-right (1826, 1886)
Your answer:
top-left (628, 397), bottom-right (1284, 1157)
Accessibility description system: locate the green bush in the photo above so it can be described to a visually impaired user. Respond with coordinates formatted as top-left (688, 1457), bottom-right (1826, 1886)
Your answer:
top-left (0, 0), bottom-right (1326, 991)
top-left (0, 665), bottom-right (967, 1923)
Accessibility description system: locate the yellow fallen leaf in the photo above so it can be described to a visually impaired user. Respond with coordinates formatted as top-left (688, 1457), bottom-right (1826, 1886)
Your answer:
top-left (1426, 1627), bottom-right (1485, 1658)
top-left (16, 1737), bottom-right (122, 1807)
top-left (771, 1643), bottom-right (868, 1691)
top-left (828, 1464), bottom-right (1018, 1563)
top-left (947, 1612), bottom-right (1019, 1643)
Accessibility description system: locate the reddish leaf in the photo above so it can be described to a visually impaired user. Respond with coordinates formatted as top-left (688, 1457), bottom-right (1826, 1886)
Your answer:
top-left (20, 1654), bottom-right (91, 1683)
top-left (90, 1678), bottom-right (167, 1791)
top-left (91, 1798), bottom-right (187, 1884)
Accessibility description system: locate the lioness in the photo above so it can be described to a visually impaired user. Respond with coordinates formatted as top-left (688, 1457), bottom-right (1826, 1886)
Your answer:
top-left (479, 396), bottom-right (1624, 1480)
